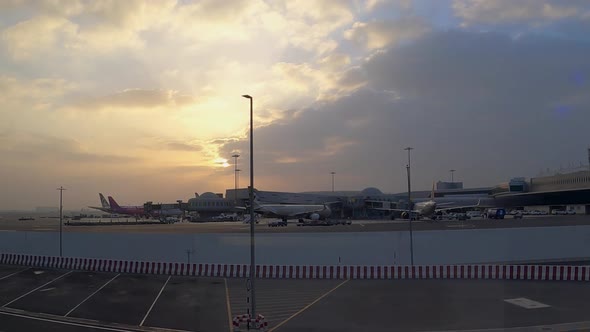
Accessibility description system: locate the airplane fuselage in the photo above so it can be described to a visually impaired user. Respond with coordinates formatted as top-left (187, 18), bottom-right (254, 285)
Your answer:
top-left (258, 204), bottom-right (331, 220)
top-left (413, 200), bottom-right (437, 217)
top-left (112, 206), bottom-right (144, 216)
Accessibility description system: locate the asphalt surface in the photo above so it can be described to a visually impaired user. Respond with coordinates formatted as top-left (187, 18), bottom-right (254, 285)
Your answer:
top-left (0, 264), bottom-right (589, 331)
top-left (2, 215), bottom-right (590, 234)
top-left (276, 279), bottom-right (590, 332)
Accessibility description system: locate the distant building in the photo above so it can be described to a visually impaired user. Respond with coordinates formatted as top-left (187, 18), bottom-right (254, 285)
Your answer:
top-left (436, 181), bottom-right (463, 190)
top-left (186, 192), bottom-right (238, 216)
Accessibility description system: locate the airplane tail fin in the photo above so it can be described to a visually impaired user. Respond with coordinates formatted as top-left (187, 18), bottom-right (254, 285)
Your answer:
top-left (252, 194), bottom-right (262, 209)
top-left (99, 193), bottom-right (110, 208)
top-left (108, 196), bottom-right (120, 209)
top-left (244, 193), bottom-right (261, 209)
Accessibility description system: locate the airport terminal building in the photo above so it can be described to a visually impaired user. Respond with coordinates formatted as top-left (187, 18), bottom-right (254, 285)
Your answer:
top-left (222, 169), bottom-right (590, 218)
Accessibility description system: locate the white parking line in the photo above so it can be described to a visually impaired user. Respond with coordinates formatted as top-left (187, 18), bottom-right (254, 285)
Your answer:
top-left (224, 278), bottom-right (232, 332)
top-left (0, 268), bottom-right (30, 281)
top-left (139, 275), bottom-right (170, 326)
top-left (0, 310), bottom-right (139, 331)
top-left (269, 279), bottom-right (349, 332)
top-left (504, 297), bottom-right (550, 309)
top-left (2, 271), bottom-right (73, 307)
top-left (65, 274), bottom-right (120, 317)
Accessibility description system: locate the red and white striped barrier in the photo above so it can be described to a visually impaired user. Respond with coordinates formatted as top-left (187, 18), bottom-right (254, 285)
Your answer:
top-left (232, 314), bottom-right (268, 331)
top-left (1, 253), bottom-right (589, 281)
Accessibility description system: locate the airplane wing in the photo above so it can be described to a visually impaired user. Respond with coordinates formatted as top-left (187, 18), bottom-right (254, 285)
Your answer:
top-left (434, 199), bottom-right (481, 212)
top-left (88, 206), bottom-right (111, 213)
top-left (369, 207), bottom-right (420, 213)
top-left (286, 207), bottom-right (325, 217)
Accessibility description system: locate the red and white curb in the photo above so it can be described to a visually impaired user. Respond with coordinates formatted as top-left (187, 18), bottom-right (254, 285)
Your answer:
top-left (1, 253), bottom-right (589, 281)
top-left (232, 314), bottom-right (267, 331)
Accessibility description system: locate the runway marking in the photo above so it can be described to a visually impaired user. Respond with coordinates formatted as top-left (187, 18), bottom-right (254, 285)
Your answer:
top-left (139, 275), bottom-right (170, 326)
top-left (2, 271), bottom-right (73, 307)
top-left (65, 274), bottom-right (120, 317)
top-left (224, 278), bottom-right (232, 332)
top-left (269, 279), bottom-right (349, 332)
top-left (0, 310), bottom-right (141, 331)
top-left (445, 224), bottom-right (475, 228)
top-left (432, 320), bottom-right (590, 331)
top-left (504, 297), bottom-right (550, 309)
top-left (0, 268), bottom-right (29, 281)
top-left (39, 287), bottom-right (55, 292)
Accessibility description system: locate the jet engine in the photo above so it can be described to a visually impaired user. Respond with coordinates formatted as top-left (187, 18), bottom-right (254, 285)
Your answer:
top-left (401, 211), bottom-right (409, 219)
top-left (309, 213), bottom-right (321, 220)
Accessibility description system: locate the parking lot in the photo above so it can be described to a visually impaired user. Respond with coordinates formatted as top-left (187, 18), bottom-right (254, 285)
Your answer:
top-left (1, 264), bottom-right (590, 331)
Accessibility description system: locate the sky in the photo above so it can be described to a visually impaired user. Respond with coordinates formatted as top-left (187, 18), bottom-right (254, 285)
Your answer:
top-left (1, 0), bottom-right (590, 209)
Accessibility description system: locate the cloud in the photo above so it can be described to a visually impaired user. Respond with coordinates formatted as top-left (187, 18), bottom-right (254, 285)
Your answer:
top-left (363, 0), bottom-right (416, 13)
top-left (0, 0), bottom-right (83, 17)
top-left (0, 75), bottom-right (76, 110)
top-left (216, 30), bottom-right (590, 193)
top-left (344, 17), bottom-right (431, 49)
top-left (68, 89), bottom-right (195, 111)
top-left (0, 134), bottom-right (140, 164)
top-left (453, 0), bottom-right (590, 25)
top-left (318, 53), bottom-right (351, 70)
top-left (1, 15), bottom-right (78, 60)
top-left (165, 142), bottom-right (203, 152)
top-left (364, 30), bottom-right (590, 106)
top-left (271, 61), bottom-right (368, 103)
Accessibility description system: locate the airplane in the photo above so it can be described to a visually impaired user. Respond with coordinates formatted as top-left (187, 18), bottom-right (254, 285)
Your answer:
top-left (251, 198), bottom-right (335, 222)
top-left (107, 196), bottom-right (145, 216)
top-left (370, 184), bottom-right (481, 220)
top-left (88, 193), bottom-right (112, 213)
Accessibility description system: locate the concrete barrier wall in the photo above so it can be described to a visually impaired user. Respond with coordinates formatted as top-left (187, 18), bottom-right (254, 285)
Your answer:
top-left (2, 253), bottom-right (589, 281)
top-left (1, 226), bottom-right (589, 265)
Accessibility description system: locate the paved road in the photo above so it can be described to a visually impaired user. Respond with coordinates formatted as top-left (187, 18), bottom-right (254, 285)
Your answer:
top-left (2, 215), bottom-right (590, 234)
top-left (274, 279), bottom-right (590, 332)
top-left (0, 264), bottom-right (589, 331)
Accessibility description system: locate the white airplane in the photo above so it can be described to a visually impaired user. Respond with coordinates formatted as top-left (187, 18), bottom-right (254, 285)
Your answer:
top-left (371, 185), bottom-right (481, 220)
top-left (252, 198), bottom-right (333, 222)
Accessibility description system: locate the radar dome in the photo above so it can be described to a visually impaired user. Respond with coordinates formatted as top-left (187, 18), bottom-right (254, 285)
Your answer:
top-left (361, 187), bottom-right (382, 196)
top-left (200, 192), bottom-right (219, 199)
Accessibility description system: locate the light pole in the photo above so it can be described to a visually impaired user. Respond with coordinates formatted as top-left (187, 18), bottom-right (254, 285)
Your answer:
top-left (242, 94), bottom-right (256, 321)
top-left (236, 169), bottom-right (241, 191)
top-left (404, 147), bottom-right (414, 266)
top-left (56, 186), bottom-right (66, 257)
top-left (232, 154), bottom-right (240, 204)
top-left (450, 169), bottom-right (456, 183)
top-left (330, 172), bottom-right (335, 192)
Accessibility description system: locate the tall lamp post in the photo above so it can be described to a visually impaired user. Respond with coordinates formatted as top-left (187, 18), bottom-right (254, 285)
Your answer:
top-left (330, 171), bottom-right (336, 192)
top-left (404, 147), bottom-right (414, 266)
top-left (57, 186), bottom-right (66, 257)
top-left (450, 169), bottom-right (456, 183)
top-left (232, 154), bottom-right (240, 203)
top-left (242, 94), bottom-right (256, 320)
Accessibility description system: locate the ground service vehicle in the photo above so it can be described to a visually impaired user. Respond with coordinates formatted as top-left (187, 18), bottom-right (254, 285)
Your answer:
top-left (486, 208), bottom-right (506, 219)
top-left (268, 220), bottom-right (287, 227)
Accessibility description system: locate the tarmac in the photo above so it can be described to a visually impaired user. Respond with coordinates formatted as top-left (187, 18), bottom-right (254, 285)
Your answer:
top-left (1, 215), bottom-right (590, 234)
top-left (0, 264), bottom-right (589, 332)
